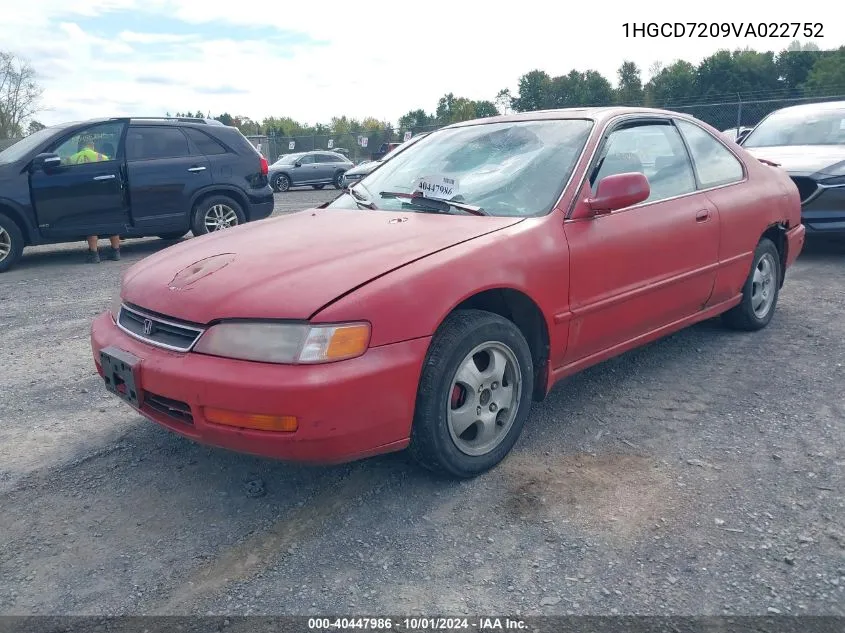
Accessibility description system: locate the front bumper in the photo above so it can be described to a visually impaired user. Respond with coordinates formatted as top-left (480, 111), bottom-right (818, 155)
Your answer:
top-left (90, 312), bottom-right (429, 464)
top-left (800, 184), bottom-right (845, 235)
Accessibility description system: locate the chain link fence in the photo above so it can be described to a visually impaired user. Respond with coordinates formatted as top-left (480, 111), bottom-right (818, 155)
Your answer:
top-left (3, 93), bottom-right (845, 158)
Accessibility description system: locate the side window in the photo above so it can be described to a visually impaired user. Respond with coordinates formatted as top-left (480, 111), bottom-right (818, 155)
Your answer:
top-left (125, 126), bottom-right (190, 161)
top-left (591, 121), bottom-right (696, 203)
top-left (676, 119), bottom-right (745, 188)
top-left (183, 128), bottom-right (228, 155)
top-left (51, 122), bottom-right (124, 166)
top-left (298, 155), bottom-right (315, 165)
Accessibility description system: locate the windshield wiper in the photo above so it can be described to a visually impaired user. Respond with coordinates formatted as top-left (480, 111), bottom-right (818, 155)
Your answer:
top-left (378, 191), bottom-right (487, 216)
top-left (349, 184), bottom-right (378, 209)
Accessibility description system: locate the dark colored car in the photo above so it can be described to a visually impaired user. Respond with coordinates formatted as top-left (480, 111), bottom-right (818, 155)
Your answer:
top-left (741, 101), bottom-right (845, 237)
top-left (341, 133), bottom-right (430, 189)
top-left (0, 117), bottom-right (274, 272)
top-left (721, 126), bottom-right (752, 143)
top-left (268, 151), bottom-right (354, 192)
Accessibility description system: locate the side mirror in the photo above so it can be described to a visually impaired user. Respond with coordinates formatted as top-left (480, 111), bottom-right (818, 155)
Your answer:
top-left (586, 172), bottom-right (650, 214)
top-left (736, 129), bottom-right (751, 144)
top-left (32, 152), bottom-right (62, 172)
top-left (293, 161), bottom-right (302, 168)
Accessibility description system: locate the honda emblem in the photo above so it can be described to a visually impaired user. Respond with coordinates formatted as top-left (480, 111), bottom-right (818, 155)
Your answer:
top-left (143, 319), bottom-right (153, 336)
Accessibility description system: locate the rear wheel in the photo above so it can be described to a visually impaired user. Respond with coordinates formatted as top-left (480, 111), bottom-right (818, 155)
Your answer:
top-left (722, 237), bottom-right (781, 331)
top-left (408, 310), bottom-right (534, 478)
top-left (190, 195), bottom-right (246, 236)
top-left (333, 171), bottom-right (345, 189)
top-left (273, 173), bottom-right (290, 192)
top-left (0, 212), bottom-right (24, 273)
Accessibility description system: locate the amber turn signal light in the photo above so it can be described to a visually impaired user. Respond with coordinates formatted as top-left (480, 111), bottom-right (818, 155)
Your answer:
top-left (204, 407), bottom-right (298, 432)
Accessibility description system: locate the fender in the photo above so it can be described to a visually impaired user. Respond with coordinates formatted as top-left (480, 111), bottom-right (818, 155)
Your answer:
top-left (187, 184), bottom-right (249, 212)
top-left (0, 196), bottom-right (37, 244)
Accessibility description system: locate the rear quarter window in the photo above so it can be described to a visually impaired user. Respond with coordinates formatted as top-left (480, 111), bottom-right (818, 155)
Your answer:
top-left (183, 128), bottom-right (229, 155)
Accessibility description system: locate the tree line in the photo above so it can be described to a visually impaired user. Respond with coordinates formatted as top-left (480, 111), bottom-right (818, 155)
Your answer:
top-left (4, 40), bottom-right (845, 141)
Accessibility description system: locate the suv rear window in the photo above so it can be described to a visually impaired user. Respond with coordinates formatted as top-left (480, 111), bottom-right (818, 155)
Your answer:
top-left (127, 126), bottom-right (190, 160)
top-left (184, 128), bottom-right (228, 155)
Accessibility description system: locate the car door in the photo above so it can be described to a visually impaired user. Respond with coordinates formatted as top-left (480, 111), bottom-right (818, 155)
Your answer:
top-left (563, 117), bottom-right (720, 364)
top-left (30, 121), bottom-right (129, 237)
top-left (292, 154), bottom-right (316, 185)
top-left (310, 153), bottom-right (333, 183)
top-left (124, 125), bottom-right (212, 232)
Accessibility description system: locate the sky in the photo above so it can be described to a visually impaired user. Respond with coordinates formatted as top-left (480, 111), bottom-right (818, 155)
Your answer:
top-left (1, 0), bottom-right (843, 128)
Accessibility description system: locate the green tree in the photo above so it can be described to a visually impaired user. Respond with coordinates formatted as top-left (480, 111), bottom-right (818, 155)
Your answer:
top-left (695, 49), bottom-right (780, 100)
top-left (645, 60), bottom-right (698, 106)
top-left (804, 46), bottom-right (845, 96)
top-left (510, 70), bottom-right (553, 112)
top-left (615, 61), bottom-right (644, 105)
top-left (398, 108), bottom-right (435, 131)
top-left (215, 112), bottom-right (235, 126)
top-left (27, 119), bottom-right (45, 135)
top-left (474, 100), bottom-right (499, 118)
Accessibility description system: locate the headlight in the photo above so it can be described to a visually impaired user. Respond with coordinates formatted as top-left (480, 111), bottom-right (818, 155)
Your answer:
top-left (193, 321), bottom-right (371, 364)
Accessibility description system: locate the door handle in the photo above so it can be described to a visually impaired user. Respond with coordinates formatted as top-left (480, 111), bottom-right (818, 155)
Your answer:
top-left (187, 166), bottom-right (206, 172)
top-left (93, 174), bottom-right (116, 181)
top-left (695, 209), bottom-right (710, 222)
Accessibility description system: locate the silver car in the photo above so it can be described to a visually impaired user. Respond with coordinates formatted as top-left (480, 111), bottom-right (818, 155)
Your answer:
top-left (268, 150), bottom-right (354, 192)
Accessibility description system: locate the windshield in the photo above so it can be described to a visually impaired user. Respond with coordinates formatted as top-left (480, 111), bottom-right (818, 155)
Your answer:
top-left (274, 153), bottom-right (303, 165)
top-left (328, 119), bottom-right (593, 217)
top-left (0, 127), bottom-right (56, 164)
top-left (743, 107), bottom-right (845, 148)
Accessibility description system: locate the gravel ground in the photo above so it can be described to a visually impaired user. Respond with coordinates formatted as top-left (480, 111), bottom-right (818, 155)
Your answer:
top-left (1, 189), bottom-right (843, 616)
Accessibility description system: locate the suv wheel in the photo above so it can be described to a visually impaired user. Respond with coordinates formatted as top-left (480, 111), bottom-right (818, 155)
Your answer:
top-left (0, 212), bottom-right (24, 273)
top-left (333, 171), bottom-right (345, 189)
top-left (273, 174), bottom-right (290, 192)
top-left (191, 195), bottom-right (246, 236)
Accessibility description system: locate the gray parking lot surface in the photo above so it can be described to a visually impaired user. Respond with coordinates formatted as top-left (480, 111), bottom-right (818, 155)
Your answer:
top-left (1, 190), bottom-right (843, 616)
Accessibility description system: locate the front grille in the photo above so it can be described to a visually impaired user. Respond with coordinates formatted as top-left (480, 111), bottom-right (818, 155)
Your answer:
top-left (143, 392), bottom-right (194, 425)
top-left (790, 176), bottom-right (819, 204)
top-left (117, 304), bottom-right (204, 352)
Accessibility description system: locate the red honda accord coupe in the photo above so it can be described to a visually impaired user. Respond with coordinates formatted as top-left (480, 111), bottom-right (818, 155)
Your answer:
top-left (91, 107), bottom-right (805, 478)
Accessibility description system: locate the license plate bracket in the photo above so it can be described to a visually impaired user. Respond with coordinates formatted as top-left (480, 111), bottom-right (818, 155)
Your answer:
top-left (101, 346), bottom-right (143, 408)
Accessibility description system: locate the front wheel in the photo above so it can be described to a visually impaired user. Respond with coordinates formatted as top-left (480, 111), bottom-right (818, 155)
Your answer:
top-left (0, 212), bottom-right (24, 273)
top-left (190, 196), bottom-right (246, 236)
top-left (408, 310), bottom-right (534, 478)
top-left (721, 237), bottom-right (781, 331)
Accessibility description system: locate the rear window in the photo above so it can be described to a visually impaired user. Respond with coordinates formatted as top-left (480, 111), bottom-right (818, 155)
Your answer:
top-left (184, 128), bottom-right (228, 155)
top-left (126, 126), bottom-right (190, 160)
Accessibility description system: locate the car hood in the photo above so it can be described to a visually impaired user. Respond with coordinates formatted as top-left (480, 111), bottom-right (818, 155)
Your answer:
top-left (121, 208), bottom-right (524, 323)
top-left (743, 145), bottom-right (845, 176)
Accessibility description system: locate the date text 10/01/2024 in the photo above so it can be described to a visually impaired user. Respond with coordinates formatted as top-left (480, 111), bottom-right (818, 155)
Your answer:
top-left (307, 617), bottom-right (527, 630)
top-left (623, 22), bottom-right (823, 38)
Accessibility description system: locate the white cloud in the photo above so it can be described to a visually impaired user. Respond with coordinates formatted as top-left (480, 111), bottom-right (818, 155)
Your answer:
top-left (1, 0), bottom-right (843, 128)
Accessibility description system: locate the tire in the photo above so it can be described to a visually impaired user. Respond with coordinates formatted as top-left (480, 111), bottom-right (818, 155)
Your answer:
top-left (157, 231), bottom-right (187, 241)
top-left (312, 184), bottom-right (326, 190)
top-left (721, 237), bottom-right (781, 331)
top-left (0, 212), bottom-right (24, 273)
top-left (273, 173), bottom-right (290, 192)
top-left (190, 195), bottom-right (246, 236)
top-left (408, 309), bottom-right (534, 479)
top-left (333, 171), bottom-right (345, 189)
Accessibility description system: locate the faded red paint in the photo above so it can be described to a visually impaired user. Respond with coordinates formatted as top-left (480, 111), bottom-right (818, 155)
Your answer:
top-left (90, 107), bottom-right (805, 465)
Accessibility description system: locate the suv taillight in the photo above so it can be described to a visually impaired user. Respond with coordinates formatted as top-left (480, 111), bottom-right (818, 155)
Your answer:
top-left (259, 155), bottom-right (269, 176)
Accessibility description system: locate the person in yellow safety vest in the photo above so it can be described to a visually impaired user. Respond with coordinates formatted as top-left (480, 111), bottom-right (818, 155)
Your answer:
top-left (68, 138), bottom-right (109, 164)
top-left (70, 138), bottom-right (123, 263)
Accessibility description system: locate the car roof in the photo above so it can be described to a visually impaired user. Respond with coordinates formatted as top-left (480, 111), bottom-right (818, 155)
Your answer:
top-left (763, 100), bottom-right (845, 115)
top-left (445, 106), bottom-right (694, 129)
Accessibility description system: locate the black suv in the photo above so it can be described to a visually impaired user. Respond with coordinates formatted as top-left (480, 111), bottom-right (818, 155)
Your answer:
top-left (0, 117), bottom-right (274, 272)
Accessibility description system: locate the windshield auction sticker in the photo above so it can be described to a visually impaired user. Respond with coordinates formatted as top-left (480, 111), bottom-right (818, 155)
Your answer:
top-left (413, 175), bottom-right (459, 200)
